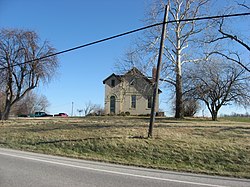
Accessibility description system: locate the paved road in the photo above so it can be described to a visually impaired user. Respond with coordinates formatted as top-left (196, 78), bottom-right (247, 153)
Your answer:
top-left (0, 148), bottom-right (249, 187)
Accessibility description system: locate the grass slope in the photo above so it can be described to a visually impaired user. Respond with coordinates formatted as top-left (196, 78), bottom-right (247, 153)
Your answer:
top-left (0, 116), bottom-right (249, 178)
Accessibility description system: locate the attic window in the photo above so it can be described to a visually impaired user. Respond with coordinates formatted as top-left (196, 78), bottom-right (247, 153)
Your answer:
top-left (111, 79), bottom-right (115, 87)
top-left (130, 79), bottom-right (135, 85)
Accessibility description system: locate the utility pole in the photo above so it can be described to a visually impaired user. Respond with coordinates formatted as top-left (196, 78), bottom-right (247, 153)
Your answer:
top-left (71, 102), bottom-right (74, 117)
top-left (148, 2), bottom-right (170, 138)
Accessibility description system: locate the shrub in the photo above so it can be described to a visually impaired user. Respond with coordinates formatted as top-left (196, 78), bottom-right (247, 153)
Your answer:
top-left (125, 111), bottom-right (130, 116)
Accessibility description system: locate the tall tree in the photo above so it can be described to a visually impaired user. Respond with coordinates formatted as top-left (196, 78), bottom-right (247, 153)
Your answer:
top-left (185, 59), bottom-right (250, 120)
top-left (117, 0), bottom-right (210, 118)
top-left (0, 29), bottom-right (58, 120)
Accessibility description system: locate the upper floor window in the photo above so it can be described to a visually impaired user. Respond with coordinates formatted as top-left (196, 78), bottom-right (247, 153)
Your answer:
top-left (131, 95), bottom-right (136, 108)
top-left (111, 79), bottom-right (115, 87)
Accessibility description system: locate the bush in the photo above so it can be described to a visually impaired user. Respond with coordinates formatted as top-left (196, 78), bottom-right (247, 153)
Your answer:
top-left (118, 112), bottom-right (126, 116)
top-left (125, 111), bottom-right (130, 116)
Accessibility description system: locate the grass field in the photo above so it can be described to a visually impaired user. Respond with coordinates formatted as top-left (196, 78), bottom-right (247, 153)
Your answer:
top-left (221, 116), bottom-right (250, 123)
top-left (0, 116), bottom-right (249, 178)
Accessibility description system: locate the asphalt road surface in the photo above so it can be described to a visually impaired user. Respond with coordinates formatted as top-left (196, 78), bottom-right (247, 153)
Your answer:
top-left (0, 148), bottom-right (249, 187)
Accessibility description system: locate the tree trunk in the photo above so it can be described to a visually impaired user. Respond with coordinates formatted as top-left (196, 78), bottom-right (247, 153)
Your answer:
top-left (211, 111), bottom-right (218, 121)
top-left (174, 24), bottom-right (184, 119)
top-left (1, 101), bottom-right (11, 120)
top-left (175, 72), bottom-right (184, 118)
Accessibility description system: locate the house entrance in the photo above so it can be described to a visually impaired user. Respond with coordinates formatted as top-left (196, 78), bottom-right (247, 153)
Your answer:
top-left (110, 96), bottom-right (116, 114)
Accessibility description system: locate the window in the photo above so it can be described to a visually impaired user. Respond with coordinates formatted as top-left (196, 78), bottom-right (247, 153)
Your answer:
top-left (147, 96), bottom-right (152, 109)
top-left (131, 95), bottom-right (136, 108)
top-left (110, 96), bottom-right (116, 113)
top-left (111, 79), bottom-right (115, 87)
top-left (129, 79), bottom-right (135, 86)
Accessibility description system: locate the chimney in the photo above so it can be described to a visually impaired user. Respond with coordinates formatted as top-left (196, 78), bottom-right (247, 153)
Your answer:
top-left (152, 66), bottom-right (157, 82)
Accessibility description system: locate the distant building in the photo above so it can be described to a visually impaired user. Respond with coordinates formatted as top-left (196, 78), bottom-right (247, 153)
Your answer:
top-left (103, 67), bottom-right (161, 115)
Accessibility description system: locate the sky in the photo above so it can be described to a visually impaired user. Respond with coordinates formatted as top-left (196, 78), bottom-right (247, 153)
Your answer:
top-left (0, 0), bottom-right (249, 116)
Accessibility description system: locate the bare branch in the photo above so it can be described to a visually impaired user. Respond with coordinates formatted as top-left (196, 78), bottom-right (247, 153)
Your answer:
top-left (238, 1), bottom-right (250, 9)
top-left (207, 51), bottom-right (250, 72)
top-left (218, 28), bottom-right (250, 51)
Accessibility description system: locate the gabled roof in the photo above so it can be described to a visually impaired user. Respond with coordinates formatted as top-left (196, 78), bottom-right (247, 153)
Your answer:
top-left (102, 67), bottom-right (162, 93)
top-left (102, 73), bottom-right (122, 84)
top-left (124, 67), bottom-right (154, 85)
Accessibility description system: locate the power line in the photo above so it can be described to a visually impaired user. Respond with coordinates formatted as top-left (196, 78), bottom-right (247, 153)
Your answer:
top-left (1, 12), bottom-right (250, 70)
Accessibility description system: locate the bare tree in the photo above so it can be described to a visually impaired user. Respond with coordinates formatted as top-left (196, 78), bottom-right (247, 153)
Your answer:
top-left (83, 101), bottom-right (100, 116)
top-left (171, 93), bottom-right (200, 117)
top-left (0, 29), bottom-right (58, 120)
top-left (183, 98), bottom-right (200, 117)
top-left (12, 92), bottom-right (50, 115)
top-left (33, 95), bottom-right (50, 112)
top-left (116, 0), bottom-right (210, 118)
top-left (186, 59), bottom-right (250, 121)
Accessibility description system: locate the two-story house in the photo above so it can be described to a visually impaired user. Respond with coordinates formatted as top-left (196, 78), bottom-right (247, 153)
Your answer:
top-left (103, 67), bottom-right (161, 115)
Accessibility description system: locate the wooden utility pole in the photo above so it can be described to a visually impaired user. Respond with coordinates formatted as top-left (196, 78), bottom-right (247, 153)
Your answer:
top-left (71, 102), bottom-right (74, 117)
top-left (148, 3), bottom-right (170, 138)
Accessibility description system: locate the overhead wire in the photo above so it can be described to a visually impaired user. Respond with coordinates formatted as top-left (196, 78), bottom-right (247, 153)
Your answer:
top-left (0, 12), bottom-right (250, 70)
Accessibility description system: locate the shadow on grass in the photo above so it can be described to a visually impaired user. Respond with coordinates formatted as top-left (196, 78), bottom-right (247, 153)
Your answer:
top-left (24, 123), bottom-right (250, 135)
top-left (29, 136), bottom-right (123, 145)
top-left (25, 124), bottom-right (147, 133)
top-left (128, 135), bottom-right (148, 139)
top-left (218, 126), bottom-right (250, 131)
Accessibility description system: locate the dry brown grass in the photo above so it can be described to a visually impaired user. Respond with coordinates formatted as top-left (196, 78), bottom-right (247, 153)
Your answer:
top-left (0, 116), bottom-right (249, 178)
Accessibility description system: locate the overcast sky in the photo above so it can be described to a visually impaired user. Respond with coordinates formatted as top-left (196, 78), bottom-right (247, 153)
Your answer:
top-left (0, 0), bottom-right (249, 116)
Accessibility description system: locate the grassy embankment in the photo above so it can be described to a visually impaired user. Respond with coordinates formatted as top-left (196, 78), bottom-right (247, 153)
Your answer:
top-left (0, 116), bottom-right (249, 178)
